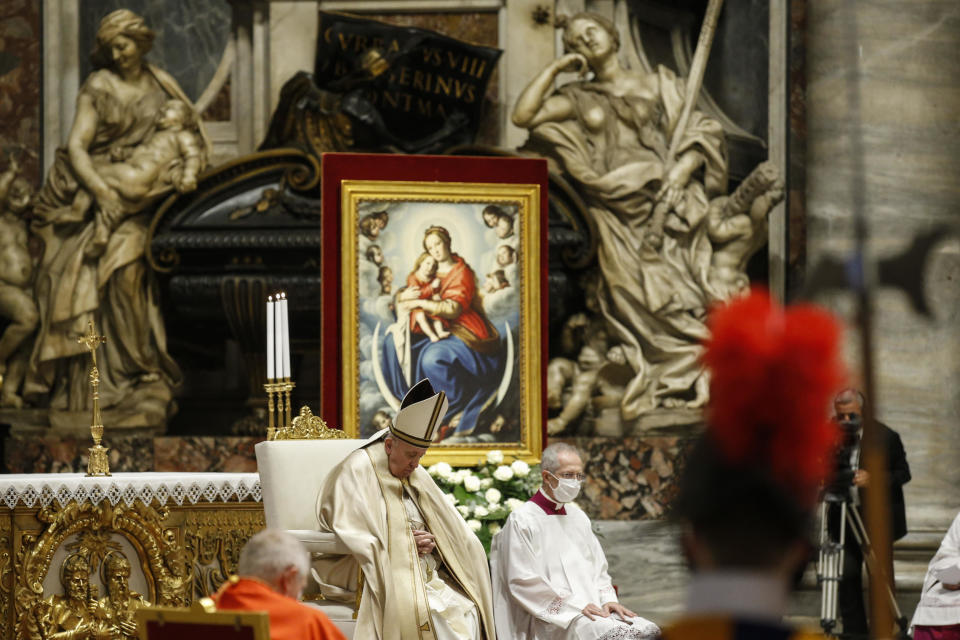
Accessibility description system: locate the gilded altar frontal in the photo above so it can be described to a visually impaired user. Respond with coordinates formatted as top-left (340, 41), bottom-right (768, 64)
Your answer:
top-left (0, 1), bottom-right (957, 637)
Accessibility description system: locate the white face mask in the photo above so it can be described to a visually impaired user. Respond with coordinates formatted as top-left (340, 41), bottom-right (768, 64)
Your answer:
top-left (546, 471), bottom-right (582, 503)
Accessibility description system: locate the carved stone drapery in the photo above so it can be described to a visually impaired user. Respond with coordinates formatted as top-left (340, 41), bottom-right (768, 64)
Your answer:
top-left (513, 8), bottom-right (783, 434)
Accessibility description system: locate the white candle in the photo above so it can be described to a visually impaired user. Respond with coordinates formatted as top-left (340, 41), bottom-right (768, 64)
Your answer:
top-left (266, 295), bottom-right (275, 380)
top-left (274, 293), bottom-right (284, 381)
top-left (281, 292), bottom-right (291, 379)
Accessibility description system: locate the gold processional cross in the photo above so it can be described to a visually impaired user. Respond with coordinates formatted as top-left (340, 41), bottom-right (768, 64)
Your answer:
top-left (78, 321), bottom-right (110, 476)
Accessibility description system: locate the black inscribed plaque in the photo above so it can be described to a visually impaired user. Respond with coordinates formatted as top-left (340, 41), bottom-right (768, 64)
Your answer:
top-left (314, 12), bottom-right (502, 150)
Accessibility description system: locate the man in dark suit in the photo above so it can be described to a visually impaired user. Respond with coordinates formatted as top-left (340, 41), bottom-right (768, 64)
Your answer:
top-left (833, 388), bottom-right (911, 639)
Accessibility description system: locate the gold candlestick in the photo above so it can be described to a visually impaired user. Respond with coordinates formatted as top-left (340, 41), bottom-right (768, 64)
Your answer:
top-left (77, 321), bottom-right (110, 476)
top-left (266, 383), bottom-right (277, 440)
top-left (263, 379), bottom-right (296, 439)
top-left (283, 378), bottom-right (294, 428)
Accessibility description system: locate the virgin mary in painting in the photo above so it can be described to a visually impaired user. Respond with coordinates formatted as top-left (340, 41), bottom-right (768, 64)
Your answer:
top-left (378, 225), bottom-right (505, 441)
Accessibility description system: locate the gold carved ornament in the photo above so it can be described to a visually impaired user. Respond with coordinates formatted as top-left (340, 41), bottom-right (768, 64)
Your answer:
top-left (272, 406), bottom-right (349, 440)
top-left (14, 502), bottom-right (179, 639)
top-left (12, 501), bottom-right (265, 640)
top-left (0, 516), bottom-right (11, 640)
top-left (182, 508), bottom-right (265, 598)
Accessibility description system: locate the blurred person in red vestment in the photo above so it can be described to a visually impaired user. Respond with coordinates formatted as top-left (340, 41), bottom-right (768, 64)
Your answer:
top-left (213, 529), bottom-right (346, 640)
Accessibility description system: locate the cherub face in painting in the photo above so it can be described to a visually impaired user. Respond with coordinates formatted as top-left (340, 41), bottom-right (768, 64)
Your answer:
top-left (483, 271), bottom-right (507, 293)
top-left (483, 209), bottom-right (499, 228)
top-left (360, 216), bottom-right (381, 239)
top-left (374, 211), bottom-right (389, 230)
top-left (496, 245), bottom-right (515, 267)
top-left (416, 255), bottom-right (438, 281)
top-left (366, 245), bottom-right (384, 265)
top-left (372, 410), bottom-right (392, 430)
top-left (495, 215), bottom-right (514, 239)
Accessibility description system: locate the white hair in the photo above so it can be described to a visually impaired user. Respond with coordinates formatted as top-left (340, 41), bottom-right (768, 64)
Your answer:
top-left (834, 388), bottom-right (865, 408)
top-left (237, 529), bottom-right (309, 584)
top-left (541, 442), bottom-right (582, 473)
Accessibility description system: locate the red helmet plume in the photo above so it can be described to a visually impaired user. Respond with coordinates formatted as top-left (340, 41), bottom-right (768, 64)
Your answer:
top-left (703, 289), bottom-right (845, 507)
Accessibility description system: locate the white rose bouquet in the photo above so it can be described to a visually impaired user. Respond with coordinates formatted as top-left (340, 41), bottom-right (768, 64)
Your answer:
top-left (429, 450), bottom-right (541, 553)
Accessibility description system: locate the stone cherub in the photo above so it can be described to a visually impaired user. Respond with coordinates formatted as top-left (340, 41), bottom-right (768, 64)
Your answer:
top-left (704, 161), bottom-right (784, 300)
top-left (72, 98), bottom-right (204, 259)
top-left (0, 152), bottom-right (38, 408)
top-left (546, 272), bottom-right (632, 435)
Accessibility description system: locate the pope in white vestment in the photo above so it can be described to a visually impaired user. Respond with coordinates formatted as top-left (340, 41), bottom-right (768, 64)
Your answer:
top-left (491, 443), bottom-right (660, 640)
top-left (314, 379), bottom-right (495, 640)
top-left (911, 510), bottom-right (960, 639)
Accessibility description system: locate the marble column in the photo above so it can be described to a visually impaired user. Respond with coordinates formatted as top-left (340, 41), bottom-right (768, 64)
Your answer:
top-left (502, 0), bottom-right (558, 148)
top-left (805, 2), bottom-right (960, 536)
top-left (269, 1), bottom-right (320, 117)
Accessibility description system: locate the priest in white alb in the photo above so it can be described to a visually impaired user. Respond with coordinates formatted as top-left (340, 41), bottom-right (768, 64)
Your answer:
top-left (313, 378), bottom-right (495, 640)
top-left (491, 442), bottom-right (660, 639)
top-left (912, 509), bottom-right (960, 640)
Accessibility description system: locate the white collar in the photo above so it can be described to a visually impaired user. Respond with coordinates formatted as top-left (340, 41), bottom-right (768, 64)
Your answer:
top-left (538, 489), bottom-right (564, 510)
top-left (685, 570), bottom-right (789, 621)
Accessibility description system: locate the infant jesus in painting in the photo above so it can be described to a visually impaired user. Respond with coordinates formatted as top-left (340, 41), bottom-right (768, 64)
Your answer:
top-left (74, 99), bottom-right (204, 258)
top-left (405, 253), bottom-right (450, 342)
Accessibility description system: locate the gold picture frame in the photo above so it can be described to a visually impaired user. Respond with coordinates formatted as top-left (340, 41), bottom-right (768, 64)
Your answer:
top-left (340, 179), bottom-right (542, 465)
top-left (136, 603), bottom-right (270, 640)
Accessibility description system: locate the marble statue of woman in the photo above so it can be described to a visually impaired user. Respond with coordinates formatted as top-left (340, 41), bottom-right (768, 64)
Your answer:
top-left (513, 12), bottom-right (731, 420)
top-left (26, 9), bottom-right (210, 427)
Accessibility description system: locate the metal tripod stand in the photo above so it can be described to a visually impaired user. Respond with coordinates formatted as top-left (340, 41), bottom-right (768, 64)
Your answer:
top-left (816, 492), bottom-right (908, 638)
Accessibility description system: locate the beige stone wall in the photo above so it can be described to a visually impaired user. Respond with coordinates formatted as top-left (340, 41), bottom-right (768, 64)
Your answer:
top-left (806, 1), bottom-right (960, 533)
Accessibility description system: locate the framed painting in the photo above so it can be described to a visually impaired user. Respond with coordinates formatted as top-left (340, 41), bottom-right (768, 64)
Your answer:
top-left (321, 153), bottom-right (548, 465)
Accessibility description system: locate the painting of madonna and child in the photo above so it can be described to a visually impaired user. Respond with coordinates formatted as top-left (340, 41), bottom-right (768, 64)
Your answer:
top-left (340, 181), bottom-right (542, 463)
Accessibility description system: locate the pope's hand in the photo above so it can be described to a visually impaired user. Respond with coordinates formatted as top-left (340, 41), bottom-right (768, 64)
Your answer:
top-left (944, 582), bottom-right (960, 591)
top-left (412, 529), bottom-right (436, 555)
top-left (603, 602), bottom-right (636, 621)
top-left (581, 603), bottom-right (608, 621)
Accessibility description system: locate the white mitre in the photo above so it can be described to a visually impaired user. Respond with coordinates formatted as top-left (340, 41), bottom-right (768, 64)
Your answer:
top-left (389, 378), bottom-right (449, 447)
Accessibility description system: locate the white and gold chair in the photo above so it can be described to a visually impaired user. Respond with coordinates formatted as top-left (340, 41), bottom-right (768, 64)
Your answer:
top-left (254, 407), bottom-right (365, 638)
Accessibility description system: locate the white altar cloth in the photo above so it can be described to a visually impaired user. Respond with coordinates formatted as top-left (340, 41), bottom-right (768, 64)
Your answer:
top-left (0, 472), bottom-right (261, 508)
